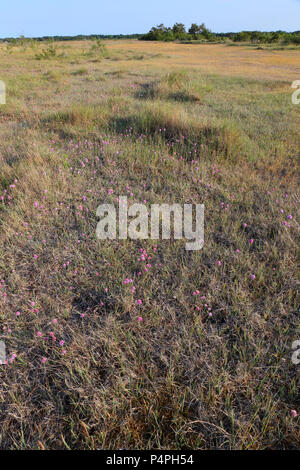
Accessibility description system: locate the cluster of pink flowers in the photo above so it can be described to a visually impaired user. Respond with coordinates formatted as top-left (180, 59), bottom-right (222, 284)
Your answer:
top-left (194, 295), bottom-right (213, 318)
top-left (36, 319), bottom-right (67, 361)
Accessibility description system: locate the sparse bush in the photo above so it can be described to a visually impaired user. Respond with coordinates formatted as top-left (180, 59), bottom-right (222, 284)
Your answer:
top-left (35, 43), bottom-right (58, 60)
top-left (72, 67), bottom-right (88, 76)
top-left (88, 38), bottom-right (110, 59)
top-left (137, 71), bottom-right (211, 104)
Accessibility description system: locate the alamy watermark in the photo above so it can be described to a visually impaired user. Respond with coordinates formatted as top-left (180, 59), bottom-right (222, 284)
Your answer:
top-left (0, 80), bottom-right (6, 105)
top-left (292, 340), bottom-right (300, 365)
top-left (291, 80), bottom-right (300, 105)
top-left (96, 197), bottom-right (204, 251)
top-left (0, 341), bottom-right (6, 365)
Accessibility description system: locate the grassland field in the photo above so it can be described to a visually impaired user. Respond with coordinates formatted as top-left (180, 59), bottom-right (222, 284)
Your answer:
top-left (0, 39), bottom-right (299, 450)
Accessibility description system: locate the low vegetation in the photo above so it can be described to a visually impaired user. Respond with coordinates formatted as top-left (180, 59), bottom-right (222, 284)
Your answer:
top-left (0, 39), bottom-right (299, 450)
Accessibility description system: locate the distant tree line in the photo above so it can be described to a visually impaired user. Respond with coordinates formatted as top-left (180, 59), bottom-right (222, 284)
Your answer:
top-left (0, 34), bottom-right (141, 43)
top-left (140, 23), bottom-right (300, 44)
top-left (223, 30), bottom-right (300, 44)
top-left (1, 29), bottom-right (300, 45)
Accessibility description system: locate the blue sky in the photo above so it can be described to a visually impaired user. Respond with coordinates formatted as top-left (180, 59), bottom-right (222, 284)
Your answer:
top-left (0, 0), bottom-right (300, 37)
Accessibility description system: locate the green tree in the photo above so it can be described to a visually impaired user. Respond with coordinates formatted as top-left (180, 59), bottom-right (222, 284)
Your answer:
top-left (199, 23), bottom-right (213, 40)
top-left (188, 23), bottom-right (201, 39)
top-left (172, 23), bottom-right (186, 37)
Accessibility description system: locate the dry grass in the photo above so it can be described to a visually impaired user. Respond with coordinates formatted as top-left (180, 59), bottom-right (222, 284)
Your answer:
top-left (0, 39), bottom-right (299, 450)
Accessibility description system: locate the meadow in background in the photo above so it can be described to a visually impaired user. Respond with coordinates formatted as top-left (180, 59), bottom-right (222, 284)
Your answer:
top-left (0, 38), bottom-right (299, 449)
